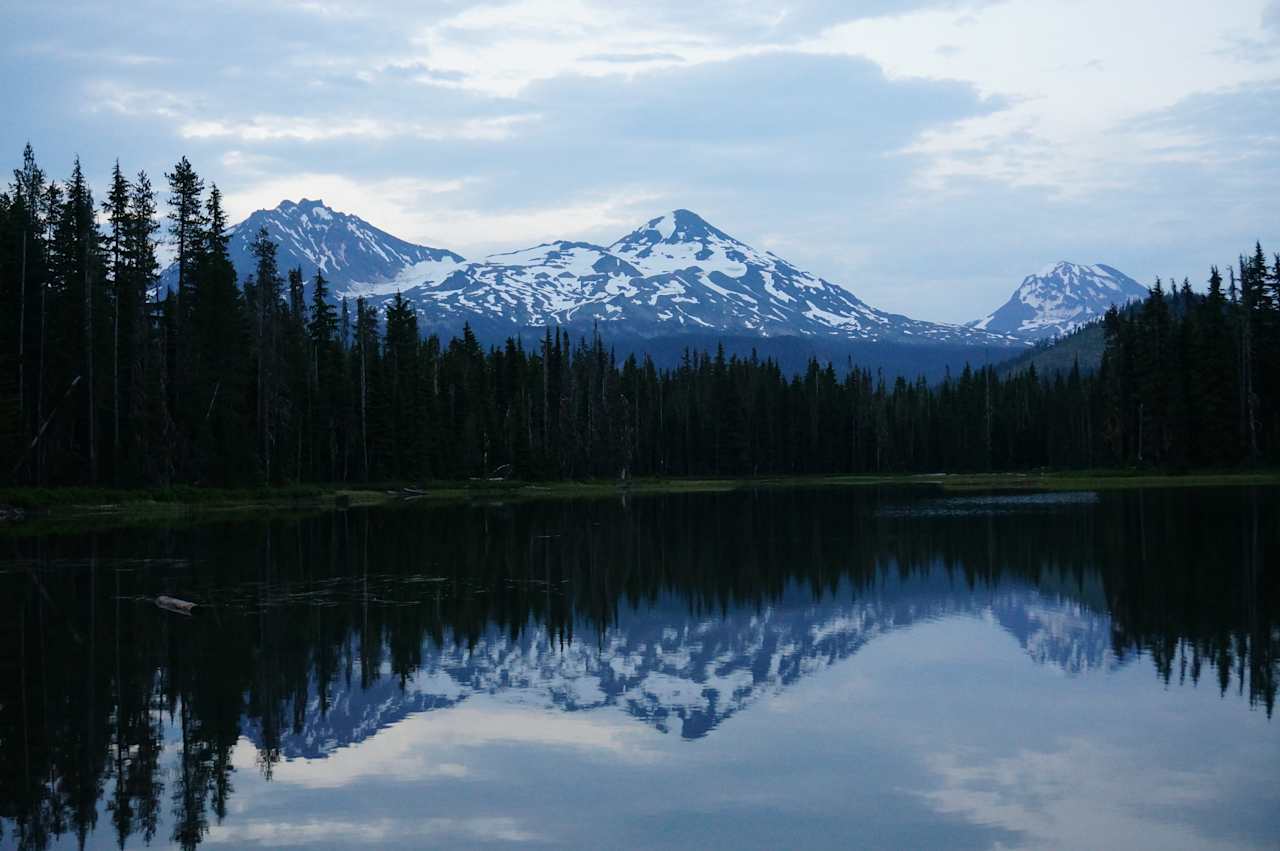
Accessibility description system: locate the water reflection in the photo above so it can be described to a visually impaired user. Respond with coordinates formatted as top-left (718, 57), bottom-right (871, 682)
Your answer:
top-left (0, 486), bottom-right (1275, 850)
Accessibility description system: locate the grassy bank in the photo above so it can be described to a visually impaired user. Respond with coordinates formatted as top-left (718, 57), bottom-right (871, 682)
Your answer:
top-left (1, 468), bottom-right (1276, 524)
top-left (0, 484), bottom-right (389, 517)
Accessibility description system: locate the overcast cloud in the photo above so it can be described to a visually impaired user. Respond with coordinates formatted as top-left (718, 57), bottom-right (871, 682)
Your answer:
top-left (3, 0), bottom-right (1278, 321)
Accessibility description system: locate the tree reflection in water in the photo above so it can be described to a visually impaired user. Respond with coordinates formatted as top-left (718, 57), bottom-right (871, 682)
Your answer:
top-left (0, 485), bottom-right (1275, 849)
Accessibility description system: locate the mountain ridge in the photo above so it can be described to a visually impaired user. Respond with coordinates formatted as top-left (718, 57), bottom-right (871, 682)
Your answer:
top-left (160, 201), bottom-right (1028, 352)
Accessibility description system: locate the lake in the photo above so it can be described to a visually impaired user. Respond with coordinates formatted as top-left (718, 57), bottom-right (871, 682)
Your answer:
top-left (0, 485), bottom-right (1276, 850)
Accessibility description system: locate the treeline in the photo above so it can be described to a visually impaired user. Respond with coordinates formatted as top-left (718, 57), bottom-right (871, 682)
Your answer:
top-left (1098, 259), bottom-right (1280, 467)
top-left (1, 146), bottom-right (1278, 486)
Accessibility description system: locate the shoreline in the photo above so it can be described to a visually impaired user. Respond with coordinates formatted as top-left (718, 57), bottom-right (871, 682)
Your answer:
top-left (1, 469), bottom-right (1277, 526)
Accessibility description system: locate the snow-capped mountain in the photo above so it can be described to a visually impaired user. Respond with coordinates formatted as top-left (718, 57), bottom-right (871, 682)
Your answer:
top-left (158, 198), bottom-right (463, 295)
top-left (387, 209), bottom-right (1023, 346)
top-left (245, 573), bottom-right (1117, 758)
top-left (969, 261), bottom-right (1149, 340)
top-left (161, 202), bottom-right (1025, 349)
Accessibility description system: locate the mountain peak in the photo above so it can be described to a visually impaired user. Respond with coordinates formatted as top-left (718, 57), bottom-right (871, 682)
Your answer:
top-left (1035, 261), bottom-right (1118, 279)
top-left (971, 261), bottom-right (1148, 339)
top-left (1037, 260), bottom-right (1076, 276)
top-left (161, 197), bottom-right (461, 297)
top-left (273, 197), bottom-right (332, 216)
top-left (612, 209), bottom-right (739, 252)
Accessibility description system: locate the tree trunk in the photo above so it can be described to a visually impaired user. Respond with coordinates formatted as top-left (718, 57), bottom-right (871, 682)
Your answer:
top-left (13, 376), bottom-right (82, 477)
top-left (37, 264), bottom-right (46, 483)
top-left (85, 240), bottom-right (96, 485)
top-left (359, 325), bottom-right (368, 480)
top-left (18, 230), bottom-right (26, 424)
top-left (113, 258), bottom-right (120, 467)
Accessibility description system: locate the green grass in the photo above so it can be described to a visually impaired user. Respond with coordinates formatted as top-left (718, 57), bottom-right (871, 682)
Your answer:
top-left (340, 469), bottom-right (1280, 503)
top-left (0, 483), bottom-right (330, 511)
top-left (0, 469), bottom-right (1275, 530)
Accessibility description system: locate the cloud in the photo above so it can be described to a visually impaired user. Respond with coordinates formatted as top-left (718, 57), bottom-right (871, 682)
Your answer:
top-left (219, 169), bottom-right (663, 255)
top-left (4, 0), bottom-right (1278, 327)
top-left (221, 172), bottom-right (474, 236)
top-left (405, 0), bottom-right (761, 96)
top-left (18, 40), bottom-right (168, 67)
top-left (232, 698), bottom-right (662, 791)
top-left (800, 0), bottom-right (1280, 196)
top-left (87, 81), bottom-right (188, 120)
top-left (581, 51), bottom-right (687, 64)
top-left (180, 113), bottom-right (537, 143)
top-left (205, 814), bottom-right (540, 845)
top-left (414, 190), bottom-right (669, 254)
top-left (922, 739), bottom-right (1252, 851)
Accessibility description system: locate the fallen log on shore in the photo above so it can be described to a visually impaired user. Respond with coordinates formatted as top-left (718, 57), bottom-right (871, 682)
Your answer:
top-left (156, 596), bottom-right (196, 616)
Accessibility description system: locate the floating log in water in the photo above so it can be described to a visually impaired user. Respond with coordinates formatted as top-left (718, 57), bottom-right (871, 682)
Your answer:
top-left (156, 596), bottom-right (196, 615)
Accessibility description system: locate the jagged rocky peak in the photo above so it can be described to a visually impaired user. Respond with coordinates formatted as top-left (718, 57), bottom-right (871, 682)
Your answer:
top-left (281, 197), bottom-right (335, 222)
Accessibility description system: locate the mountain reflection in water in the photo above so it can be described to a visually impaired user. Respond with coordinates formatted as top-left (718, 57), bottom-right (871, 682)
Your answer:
top-left (0, 486), bottom-right (1275, 850)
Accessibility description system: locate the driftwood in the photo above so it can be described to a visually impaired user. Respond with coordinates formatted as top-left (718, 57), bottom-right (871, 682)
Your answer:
top-left (384, 487), bottom-right (430, 500)
top-left (156, 596), bottom-right (196, 616)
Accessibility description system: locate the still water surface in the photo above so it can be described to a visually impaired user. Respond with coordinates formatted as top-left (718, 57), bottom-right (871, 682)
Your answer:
top-left (0, 486), bottom-right (1276, 850)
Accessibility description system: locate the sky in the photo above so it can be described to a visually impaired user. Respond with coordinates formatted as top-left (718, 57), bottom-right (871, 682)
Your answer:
top-left (3, 0), bottom-right (1279, 323)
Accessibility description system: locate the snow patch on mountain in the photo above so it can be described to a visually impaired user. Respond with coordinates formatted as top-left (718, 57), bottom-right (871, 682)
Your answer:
top-left (388, 208), bottom-right (1025, 346)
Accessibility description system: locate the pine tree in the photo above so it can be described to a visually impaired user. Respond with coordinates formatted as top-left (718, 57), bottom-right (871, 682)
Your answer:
top-left (44, 158), bottom-right (105, 483)
top-left (11, 144), bottom-right (46, 441)
top-left (103, 161), bottom-right (131, 472)
top-left (307, 272), bottom-right (339, 479)
top-left (165, 157), bottom-right (204, 309)
top-left (353, 297), bottom-right (377, 480)
top-left (248, 226), bottom-right (283, 481)
top-left (188, 185), bottom-right (252, 484)
top-left (123, 170), bottom-right (161, 482)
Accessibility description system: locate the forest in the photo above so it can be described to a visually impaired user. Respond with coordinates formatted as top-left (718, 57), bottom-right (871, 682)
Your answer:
top-left (1, 145), bottom-right (1278, 488)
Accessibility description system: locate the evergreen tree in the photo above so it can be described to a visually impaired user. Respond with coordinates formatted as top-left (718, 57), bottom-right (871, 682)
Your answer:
top-left (102, 161), bottom-right (131, 473)
top-left (248, 226), bottom-right (284, 481)
top-left (164, 157), bottom-right (204, 311)
top-left (188, 185), bottom-right (253, 484)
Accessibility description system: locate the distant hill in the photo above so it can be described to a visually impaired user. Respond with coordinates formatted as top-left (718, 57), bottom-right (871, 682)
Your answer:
top-left (995, 321), bottom-right (1108, 378)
